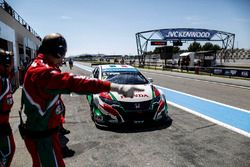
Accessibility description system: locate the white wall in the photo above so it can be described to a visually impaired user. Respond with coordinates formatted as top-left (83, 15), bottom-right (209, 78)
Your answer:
top-left (0, 20), bottom-right (18, 71)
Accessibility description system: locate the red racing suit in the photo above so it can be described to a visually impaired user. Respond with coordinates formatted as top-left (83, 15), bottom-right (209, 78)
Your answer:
top-left (22, 54), bottom-right (111, 167)
top-left (0, 76), bottom-right (15, 167)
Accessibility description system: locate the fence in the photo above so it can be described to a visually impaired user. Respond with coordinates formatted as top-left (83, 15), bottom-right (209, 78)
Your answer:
top-left (0, 0), bottom-right (41, 40)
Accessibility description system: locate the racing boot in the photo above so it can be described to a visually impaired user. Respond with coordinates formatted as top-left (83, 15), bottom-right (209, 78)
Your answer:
top-left (60, 126), bottom-right (70, 135)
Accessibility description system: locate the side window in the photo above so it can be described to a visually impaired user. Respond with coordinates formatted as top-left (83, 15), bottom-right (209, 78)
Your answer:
top-left (92, 68), bottom-right (96, 77)
top-left (93, 67), bottom-right (99, 78)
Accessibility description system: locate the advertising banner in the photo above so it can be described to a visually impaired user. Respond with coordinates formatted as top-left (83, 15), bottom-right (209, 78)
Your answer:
top-left (213, 68), bottom-right (250, 78)
top-left (159, 28), bottom-right (217, 40)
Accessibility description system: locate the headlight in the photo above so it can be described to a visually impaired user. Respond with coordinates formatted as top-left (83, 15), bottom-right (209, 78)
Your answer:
top-left (152, 86), bottom-right (162, 104)
top-left (100, 96), bottom-right (118, 105)
top-left (99, 92), bottom-right (119, 106)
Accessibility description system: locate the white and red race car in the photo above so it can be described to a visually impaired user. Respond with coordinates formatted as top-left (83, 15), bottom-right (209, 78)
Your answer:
top-left (87, 64), bottom-right (169, 127)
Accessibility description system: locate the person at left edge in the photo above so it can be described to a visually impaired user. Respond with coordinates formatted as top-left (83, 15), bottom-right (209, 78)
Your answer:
top-left (21, 33), bottom-right (143, 167)
top-left (0, 49), bottom-right (15, 167)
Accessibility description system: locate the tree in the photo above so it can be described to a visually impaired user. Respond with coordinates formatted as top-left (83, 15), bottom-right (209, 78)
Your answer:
top-left (188, 42), bottom-right (202, 52)
top-left (173, 46), bottom-right (180, 54)
top-left (201, 42), bottom-right (221, 51)
top-left (212, 44), bottom-right (221, 51)
top-left (202, 42), bottom-right (214, 51)
top-left (153, 47), bottom-right (161, 54)
top-left (144, 51), bottom-right (153, 55)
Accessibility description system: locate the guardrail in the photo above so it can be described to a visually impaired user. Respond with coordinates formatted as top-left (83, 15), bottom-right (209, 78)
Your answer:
top-left (84, 59), bottom-right (250, 79)
top-left (145, 63), bottom-right (250, 78)
top-left (0, 0), bottom-right (41, 41)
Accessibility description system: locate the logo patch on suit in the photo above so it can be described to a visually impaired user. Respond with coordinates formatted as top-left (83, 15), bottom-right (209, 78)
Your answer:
top-left (6, 94), bottom-right (13, 105)
top-left (55, 101), bottom-right (64, 115)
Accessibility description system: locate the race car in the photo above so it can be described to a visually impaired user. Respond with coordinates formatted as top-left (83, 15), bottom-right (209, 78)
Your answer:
top-left (87, 64), bottom-right (169, 127)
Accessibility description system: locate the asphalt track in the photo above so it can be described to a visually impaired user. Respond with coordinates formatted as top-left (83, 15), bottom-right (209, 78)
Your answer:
top-left (10, 63), bottom-right (250, 167)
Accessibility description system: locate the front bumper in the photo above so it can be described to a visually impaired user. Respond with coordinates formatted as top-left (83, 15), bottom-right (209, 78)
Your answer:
top-left (92, 100), bottom-right (168, 126)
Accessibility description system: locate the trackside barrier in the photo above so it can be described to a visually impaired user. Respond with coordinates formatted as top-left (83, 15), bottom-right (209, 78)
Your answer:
top-left (212, 68), bottom-right (250, 78)
top-left (139, 63), bottom-right (250, 78)
top-left (83, 60), bottom-right (250, 78)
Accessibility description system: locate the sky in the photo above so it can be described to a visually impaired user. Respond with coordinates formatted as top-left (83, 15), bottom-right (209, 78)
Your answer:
top-left (6, 0), bottom-right (250, 57)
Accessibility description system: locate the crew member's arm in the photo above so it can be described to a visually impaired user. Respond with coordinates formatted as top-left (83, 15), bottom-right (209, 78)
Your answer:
top-left (38, 69), bottom-right (110, 94)
top-left (38, 69), bottom-right (143, 97)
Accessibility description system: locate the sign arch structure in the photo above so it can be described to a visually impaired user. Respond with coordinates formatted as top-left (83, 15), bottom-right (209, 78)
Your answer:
top-left (135, 28), bottom-right (235, 65)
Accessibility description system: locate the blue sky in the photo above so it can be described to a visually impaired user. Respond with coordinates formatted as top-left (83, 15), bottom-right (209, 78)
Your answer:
top-left (7, 0), bottom-right (250, 56)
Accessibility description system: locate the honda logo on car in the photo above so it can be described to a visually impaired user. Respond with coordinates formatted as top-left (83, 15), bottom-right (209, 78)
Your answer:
top-left (120, 93), bottom-right (149, 99)
top-left (134, 103), bottom-right (140, 109)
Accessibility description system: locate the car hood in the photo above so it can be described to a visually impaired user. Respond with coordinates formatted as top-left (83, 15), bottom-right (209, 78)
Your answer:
top-left (110, 84), bottom-right (153, 102)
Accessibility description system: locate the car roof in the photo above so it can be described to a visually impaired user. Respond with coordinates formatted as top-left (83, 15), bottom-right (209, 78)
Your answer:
top-left (99, 64), bottom-right (138, 72)
top-left (100, 64), bottom-right (133, 69)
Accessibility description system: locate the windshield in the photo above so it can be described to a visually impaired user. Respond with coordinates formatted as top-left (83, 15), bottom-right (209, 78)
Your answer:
top-left (102, 71), bottom-right (149, 84)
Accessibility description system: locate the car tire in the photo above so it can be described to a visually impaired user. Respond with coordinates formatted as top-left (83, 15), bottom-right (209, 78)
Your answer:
top-left (162, 115), bottom-right (173, 126)
top-left (90, 105), bottom-right (94, 121)
top-left (95, 122), bottom-right (109, 130)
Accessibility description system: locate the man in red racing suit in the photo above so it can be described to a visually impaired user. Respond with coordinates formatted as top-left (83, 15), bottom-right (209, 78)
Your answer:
top-left (21, 33), bottom-right (143, 167)
top-left (0, 49), bottom-right (15, 167)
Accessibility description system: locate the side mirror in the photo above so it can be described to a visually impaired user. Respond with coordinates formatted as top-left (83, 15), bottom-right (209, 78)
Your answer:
top-left (148, 78), bottom-right (153, 83)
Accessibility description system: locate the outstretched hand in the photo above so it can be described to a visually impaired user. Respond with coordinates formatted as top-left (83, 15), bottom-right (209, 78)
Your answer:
top-left (110, 83), bottom-right (144, 98)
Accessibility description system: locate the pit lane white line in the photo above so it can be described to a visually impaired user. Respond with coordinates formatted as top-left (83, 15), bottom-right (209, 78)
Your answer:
top-left (74, 63), bottom-right (93, 72)
top-left (156, 85), bottom-right (250, 138)
top-left (167, 101), bottom-right (250, 138)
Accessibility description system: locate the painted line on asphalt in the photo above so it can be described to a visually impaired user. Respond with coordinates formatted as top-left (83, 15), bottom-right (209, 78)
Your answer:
top-left (74, 63), bottom-right (93, 72)
top-left (156, 85), bottom-right (250, 138)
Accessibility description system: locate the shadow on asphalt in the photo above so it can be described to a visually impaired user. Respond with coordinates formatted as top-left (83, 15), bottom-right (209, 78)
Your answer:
top-left (69, 141), bottom-right (101, 157)
top-left (97, 116), bottom-right (173, 133)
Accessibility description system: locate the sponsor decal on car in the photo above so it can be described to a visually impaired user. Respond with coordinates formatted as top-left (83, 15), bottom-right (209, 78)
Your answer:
top-left (120, 94), bottom-right (149, 99)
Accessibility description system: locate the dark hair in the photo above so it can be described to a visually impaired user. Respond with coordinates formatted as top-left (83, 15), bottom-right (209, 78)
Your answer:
top-left (38, 33), bottom-right (67, 58)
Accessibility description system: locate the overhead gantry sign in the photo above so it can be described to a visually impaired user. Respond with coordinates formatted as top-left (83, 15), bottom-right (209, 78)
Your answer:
top-left (135, 28), bottom-right (235, 65)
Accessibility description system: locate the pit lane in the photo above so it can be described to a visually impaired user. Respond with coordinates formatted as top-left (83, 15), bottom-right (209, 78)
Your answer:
top-left (10, 63), bottom-right (250, 167)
